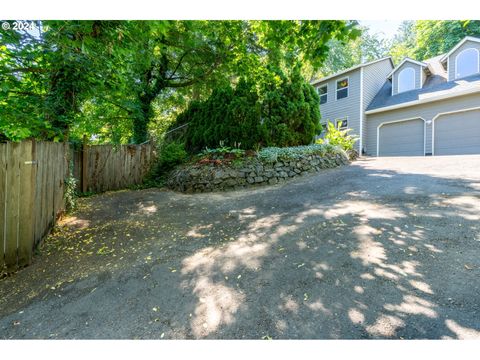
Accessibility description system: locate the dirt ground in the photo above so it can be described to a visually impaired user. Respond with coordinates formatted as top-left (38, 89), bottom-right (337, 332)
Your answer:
top-left (1, 156), bottom-right (480, 339)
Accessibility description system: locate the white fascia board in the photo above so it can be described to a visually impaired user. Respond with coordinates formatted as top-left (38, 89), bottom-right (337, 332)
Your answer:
top-left (386, 58), bottom-right (428, 79)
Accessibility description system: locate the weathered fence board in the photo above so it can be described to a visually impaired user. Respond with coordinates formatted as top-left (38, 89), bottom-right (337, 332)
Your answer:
top-left (5, 142), bottom-right (20, 270)
top-left (0, 140), bottom-right (68, 272)
top-left (17, 141), bottom-right (35, 267)
top-left (0, 144), bottom-right (6, 270)
top-left (73, 143), bottom-right (155, 193)
top-left (1, 140), bottom-right (155, 272)
top-left (33, 142), bottom-right (44, 246)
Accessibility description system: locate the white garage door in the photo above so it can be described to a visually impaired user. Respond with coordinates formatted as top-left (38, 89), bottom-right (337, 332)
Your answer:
top-left (378, 119), bottom-right (425, 156)
top-left (434, 109), bottom-right (480, 155)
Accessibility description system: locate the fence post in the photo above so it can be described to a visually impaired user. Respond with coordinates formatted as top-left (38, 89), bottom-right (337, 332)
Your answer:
top-left (81, 135), bottom-right (88, 193)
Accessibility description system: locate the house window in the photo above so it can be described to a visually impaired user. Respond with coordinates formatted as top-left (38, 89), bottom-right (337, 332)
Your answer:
top-left (397, 67), bottom-right (415, 93)
top-left (336, 78), bottom-right (349, 100)
top-left (335, 117), bottom-right (348, 130)
top-left (455, 48), bottom-right (479, 79)
top-left (317, 85), bottom-right (327, 104)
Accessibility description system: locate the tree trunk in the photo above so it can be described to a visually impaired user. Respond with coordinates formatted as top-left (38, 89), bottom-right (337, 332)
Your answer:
top-left (132, 95), bottom-right (153, 144)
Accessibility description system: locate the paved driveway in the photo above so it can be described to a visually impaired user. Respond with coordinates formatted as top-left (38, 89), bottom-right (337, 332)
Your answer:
top-left (1, 156), bottom-right (480, 339)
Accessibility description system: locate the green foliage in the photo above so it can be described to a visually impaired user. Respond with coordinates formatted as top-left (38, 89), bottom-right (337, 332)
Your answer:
top-left (316, 121), bottom-right (358, 151)
top-left (261, 64), bottom-right (321, 147)
top-left (314, 26), bottom-right (390, 78)
top-left (199, 145), bottom-right (246, 160)
top-left (1, 20), bottom-right (360, 144)
top-left (389, 20), bottom-right (480, 63)
top-left (414, 20), bottom-right (480, 60)
top-left (257, 143), bottom-right (341, 163)
top-left (64, 176), bottom-right (78, 213)
top-left (389, 21), bottom-right (416, 64)
top-left (155, 141), bottom-right (188, 175)
top-left (174, 65), bottom-right (321, 152)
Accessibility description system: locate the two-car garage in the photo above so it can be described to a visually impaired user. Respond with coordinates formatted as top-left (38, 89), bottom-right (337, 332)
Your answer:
top-left (375, 108), bottom-right (480, 157)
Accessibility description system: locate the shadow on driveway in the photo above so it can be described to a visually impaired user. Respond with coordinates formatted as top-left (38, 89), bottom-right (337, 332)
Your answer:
top-left (1, 157), bottom-right (480, 339)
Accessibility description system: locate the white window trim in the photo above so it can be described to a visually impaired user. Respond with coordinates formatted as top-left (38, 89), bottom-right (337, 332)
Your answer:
top-left (454, 47), bottom-right (480, 80)
top-left (335, 76), bottom-right (349, 101)
top-left (397, 67), bottom-right (416, 94)
top-left (318, 84), bottom-right (328, 104)
top-left (431, 106), bottom-right (480, 155)
top-left (376, 117), bottom-right (426, 157)
top-left (335, 116), bottom-right (348, 130)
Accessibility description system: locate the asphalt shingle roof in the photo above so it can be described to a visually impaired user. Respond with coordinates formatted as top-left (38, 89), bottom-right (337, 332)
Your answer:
top-left (366, 54), bottom-right (480, 112)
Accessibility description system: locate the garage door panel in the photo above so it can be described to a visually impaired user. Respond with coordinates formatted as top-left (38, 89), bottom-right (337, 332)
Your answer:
top-left (434, 110), bottom-right (480, 156)
top-left (379, 119), bottom-right (424, 157)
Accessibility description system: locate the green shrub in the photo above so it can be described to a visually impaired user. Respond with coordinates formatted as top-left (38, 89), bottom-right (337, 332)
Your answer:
top-left (260, 64), bottom-right (321, 147)
top-left (168, 65), bottom-right (321, 153)
top-left (155, 141), bottom-right (188, 176)
top-left (257, 143), bottom-right (343, 163)
top-left (316, 121), bottom-right (358, 151)
top-left (64, 176), bottom-right (78, 213)
top-left (199, 144), bottom-right (246, 160)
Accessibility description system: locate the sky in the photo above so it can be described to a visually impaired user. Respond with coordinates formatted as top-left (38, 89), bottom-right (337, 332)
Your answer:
top-left (359, 20), bottom-right (404, 40)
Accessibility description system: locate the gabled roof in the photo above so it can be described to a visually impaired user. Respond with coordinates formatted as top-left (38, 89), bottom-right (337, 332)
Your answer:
top-left (310, 57), bottom-right (393, 86)
top-left (440, 36), bottom-right (480, 62)
top-left (386, 57), bottom-right (428, 79)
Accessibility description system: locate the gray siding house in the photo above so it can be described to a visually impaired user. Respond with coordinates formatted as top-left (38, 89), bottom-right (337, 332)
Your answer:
top-left (312, 36), bottom-right (480, 156)
top-left (311, 57), bottom-right (394, 153)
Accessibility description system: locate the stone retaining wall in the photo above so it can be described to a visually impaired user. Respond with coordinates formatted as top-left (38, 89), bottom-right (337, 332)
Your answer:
top-left (167, 151), bottom-right (349, 193)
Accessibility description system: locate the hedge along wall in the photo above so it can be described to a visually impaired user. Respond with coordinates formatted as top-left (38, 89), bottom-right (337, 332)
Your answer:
top-left (167, 150), bottom-right (349, 193)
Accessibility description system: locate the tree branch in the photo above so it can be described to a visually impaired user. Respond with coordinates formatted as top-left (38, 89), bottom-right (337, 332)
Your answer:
top-left (97, 96), bottom-right (135, 114)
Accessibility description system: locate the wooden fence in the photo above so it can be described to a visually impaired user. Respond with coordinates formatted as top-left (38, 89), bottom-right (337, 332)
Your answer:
top-left (1, 140), bottom-right (156, 272)
top-left (0, 141), bottom-right (68, 271)
top-left (72, 142), bottom-right (155, 193)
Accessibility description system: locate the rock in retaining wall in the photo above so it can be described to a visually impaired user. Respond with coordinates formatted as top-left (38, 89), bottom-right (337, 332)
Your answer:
top-left (167, 152), bottom-right (349, 193)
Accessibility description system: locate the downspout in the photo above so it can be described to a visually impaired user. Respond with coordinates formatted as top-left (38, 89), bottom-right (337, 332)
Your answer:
top-left (359, 67), bottom-right (364, 155)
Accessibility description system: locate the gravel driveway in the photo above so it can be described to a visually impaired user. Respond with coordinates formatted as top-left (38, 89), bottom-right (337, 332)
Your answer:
top-left (1, 155), bottom-right (480, 339)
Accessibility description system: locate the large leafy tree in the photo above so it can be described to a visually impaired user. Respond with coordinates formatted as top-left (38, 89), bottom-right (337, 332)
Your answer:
top-left (389, 20), bottom-right (480, 63)
top-left (389, 21), bottom-right (416, 64)
top-left (312, 26), bottom-right (389, 78)
top-left (1, 20), bottom-right (360, 144)
top-left (1, 20), bottom-right (132, 141)
top-left (0, 21), bottom-right (48, 141)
